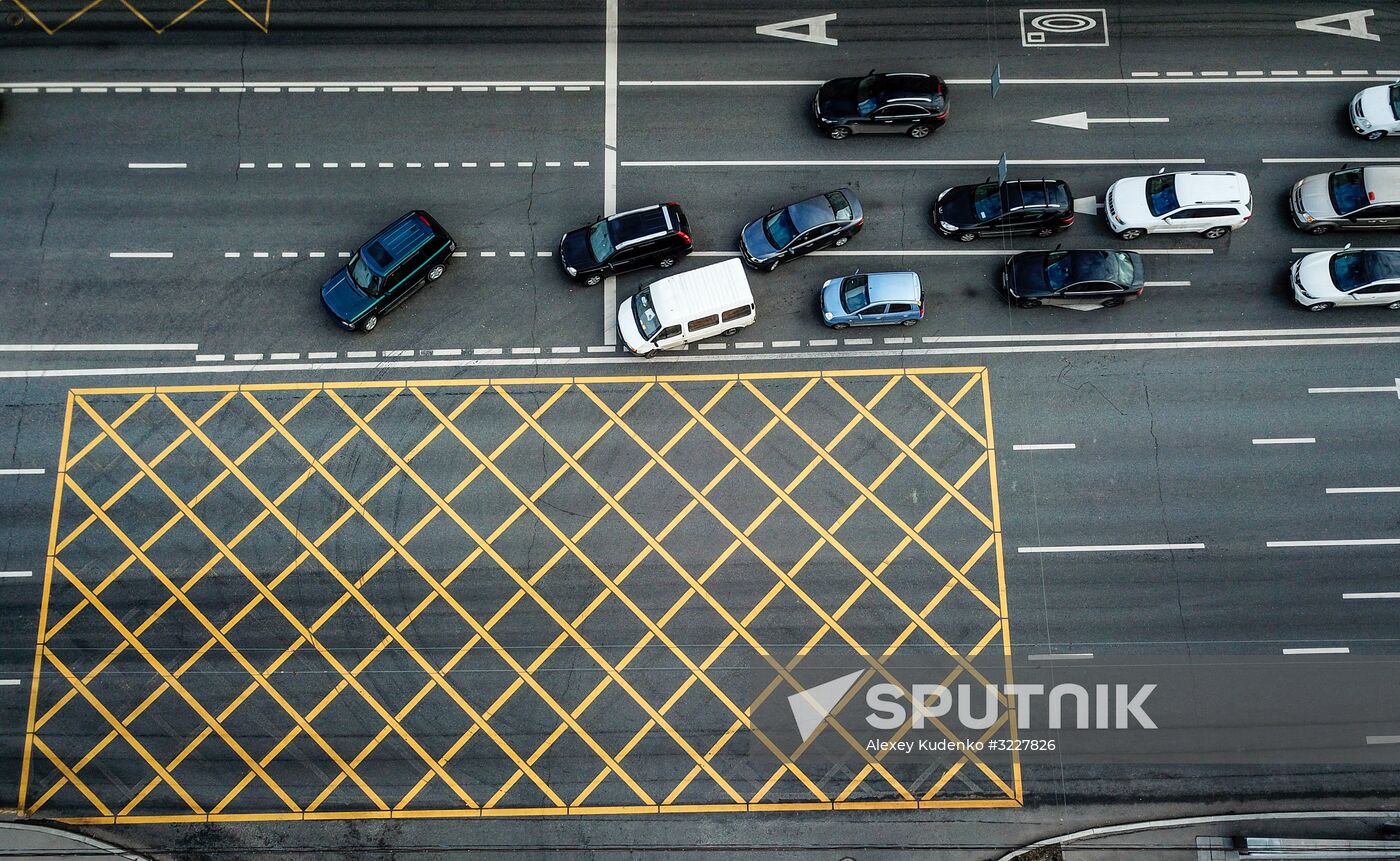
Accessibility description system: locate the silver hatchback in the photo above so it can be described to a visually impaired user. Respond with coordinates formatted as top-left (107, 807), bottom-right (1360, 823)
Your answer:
top-left (819, 271), bottom-right (925, 329)
top-left (1290, 166), bottom-right (1400, 235)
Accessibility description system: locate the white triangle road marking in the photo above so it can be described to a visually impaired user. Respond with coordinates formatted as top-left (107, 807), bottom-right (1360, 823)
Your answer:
top-left (787, 670), bottom-right (863, 742)
top-left (1295, 9), bottom-right (1380, 42)
top-left (1073, 195), bottom-right (1102, 215)
top-left (756, 13), bottom-right (838, 46)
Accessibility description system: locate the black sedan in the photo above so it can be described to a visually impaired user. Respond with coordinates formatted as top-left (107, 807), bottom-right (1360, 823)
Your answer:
top-left (933, 179), bottom-right (1075, 242)
top-left (739, 188), bottom-right (864, 271)
top-left (813, 71), bottom-right (948, 140)
top-left (1000, 249), bottom-right (1145, 308)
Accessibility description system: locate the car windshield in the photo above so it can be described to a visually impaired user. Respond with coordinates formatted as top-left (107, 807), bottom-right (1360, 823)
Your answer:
top-left (762, 209), bottom-right (799, 250)
top-left (634, 290), bottom-right (661, 339)
top-left (855, 76), bottom-right (881, 115)
top-left (840, 275), bottom-right (870, 313)
top-left (1331, 250), bottom-right (1400, 290)
top-left (1043, 251), bottom-right (1072, 292)
top-left (347, 253), bottom-right (382, 296)
top-left (973, 184), bottom-right (1003, 221)
top-left (826, 191), bottom-right (853, 221)
top-left (1115, 252), bottom-right (1136, 284)
top-left (1328, 168), bottom-right (1368, 215)
top-left (1391, 84), bottom-right (1400, 119)
top-left (1145, 174), bottom-right (1179, 217)
top-left (587, 220), bottom-right (615, 263)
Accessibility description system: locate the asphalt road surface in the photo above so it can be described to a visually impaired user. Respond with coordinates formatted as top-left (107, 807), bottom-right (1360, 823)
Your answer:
top-left (1, 2), bottom-right (1398, 859)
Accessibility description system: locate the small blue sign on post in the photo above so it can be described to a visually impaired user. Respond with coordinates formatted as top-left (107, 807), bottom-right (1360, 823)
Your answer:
top-left (991, 63), bottom-right (1002, 98)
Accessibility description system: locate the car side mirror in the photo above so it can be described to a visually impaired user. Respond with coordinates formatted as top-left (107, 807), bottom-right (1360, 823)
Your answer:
top-left (1156, 167), bottom-right (1166, 175)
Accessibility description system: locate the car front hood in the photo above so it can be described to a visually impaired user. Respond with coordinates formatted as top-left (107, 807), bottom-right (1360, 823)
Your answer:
top-left (816, 77), bottom-right (859, 118)
top-left (1296, 251), bottom-right (1344, 299)
top-left (1359, 85), bottom-right (1396, 123)
top-left (321, 270), bottom-right (374, 322)
top-left (934, 187), bottom-right (979, 228)
top-left (559, 227), bottom-right (595, 270)
top-left (819, 279), bottom-right (847, 320)
top-left (616, 295), bottom-right (650, 353)
top-left (740, 219), bottom-right (779, 260)
top-left (1006, 254), bottom-right (1050, 297)
top-left (1295, 175), bottom-right (1340, 220)
top-left (1105, 177), bottom-right (1152, 225)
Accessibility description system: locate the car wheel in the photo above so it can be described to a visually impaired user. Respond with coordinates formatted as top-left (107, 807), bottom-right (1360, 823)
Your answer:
top-left (828, 126), bottom-right (852, 140)
top-left (1367, 130), bottom-right (1386, 141)
top-left (908, 125), bottom-right (931, 139)
top-left (765, 259), bottom-right (780, 272)
top-left (1387, 300), bottom-right (1400, 310)
top-left (1101, 297), bottom-right (1126, 308)
top-left (1034, 227), bottom-right (1056, 238)
top-left (899, 318), bottom-right (918, 327)
top-left (427, 263), bottom-right (446, 282)
top-left (1202, 226), bottom-right (1231, 239)
top-left (832, 322), bottom-right (850, 330)
top-left (1307, 224), bottom-right (1334, 235)
top-left (1016, 298), bottom-right (1042, 309)
top-left (1115, 228), bottom-right (1146, 241)
top-left (1305, 302), bottom-right (1334, 312)
top-left (657, 256), bottom-right (677, 268)
top-left (833, 236), bottom-right (850, 247)
top-left (957, 231), bottom-right (979, 243)
top-left (584, 273), bottom-right (603, 286)
top-left (720, 327), bottom-right (741, 336)
top-left (359, 314), bottom-right (379, 332)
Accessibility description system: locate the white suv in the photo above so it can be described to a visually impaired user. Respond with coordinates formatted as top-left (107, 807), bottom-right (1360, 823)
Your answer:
top-left (1104, 170), bottom-right (1252, 240)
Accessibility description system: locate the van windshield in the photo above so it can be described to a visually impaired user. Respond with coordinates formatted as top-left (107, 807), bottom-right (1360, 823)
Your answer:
top-left (347, 253), bottom-right (383, 296)
top-left (634, 290), bottom-right (661, 339)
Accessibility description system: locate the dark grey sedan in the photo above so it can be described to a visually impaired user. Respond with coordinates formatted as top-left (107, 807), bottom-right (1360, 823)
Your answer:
top-left (739, 188), bottom-right (864, 271)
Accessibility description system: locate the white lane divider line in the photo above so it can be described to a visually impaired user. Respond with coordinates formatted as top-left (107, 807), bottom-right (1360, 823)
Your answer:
top-left (587, 345), bottom-right (616, 353)
top-left (1269, 538), bottom-right (1400, 548)
top-left (1013, 443), bottom-right (1076, 451)
top-left (268, 352), bottom-right (300, 361)
top-left (0, 344), bottom-right (197, 352)
top-left (346, 350), bottom-right (376, 359)
top-left (307, 351), bottom-right (336, 360)
top-left (128, 162), bottom-right (186, 169)
top-left (195, 354), bottom-right (225, 362)
top-left (0, 571), bottom-right (34, 578)
top-left (1367, 735), bottom-right (1400, 745)
top-left (624, 158), bottom-right (1209, 168)
top-left (474, 348), bottom-right (503, 355)
top-left (1282, 647), bottom-right (1349, 655)
top-left (0, 680), bottom-right (21, 687)
top-left (1273, 157), bottom-right (1400, 164)
top-left (1018, 543), bottom-right (1204, 553)
top-left (1144, 280), bottom-right (1191, 286)
top-left (1328, 486), bottom-right (1400, 494)
top-left (109, 251), bottom-right (172, 258)
top-left (1344, 592), bottom-right (1400, 599)
top-left (232, 353), bottom-right (264, 362)
top-left (1308, 384), bottom-right (1399, 394)
top-left (1026, 653), bottom-right (1094, 661)
top-left (1253, 437), bottom-right (1316, 445)
top-left (381, 349), bottom-right (413, 358)
top-left (0, 469), bottom-right (45, 476)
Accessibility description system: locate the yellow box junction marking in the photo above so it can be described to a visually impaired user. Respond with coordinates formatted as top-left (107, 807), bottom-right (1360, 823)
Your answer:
top-left (9, 0), bottom-right (271, 35)
top-left (21, 369), bottom-right (1019, 823)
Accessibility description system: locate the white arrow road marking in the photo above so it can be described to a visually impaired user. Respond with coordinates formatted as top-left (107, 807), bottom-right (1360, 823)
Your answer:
top-left (1296, 9), bottom-right (1379, 41)
top-left (1073, 195), bottom-right (1101, 214)
top-left (756, 13), bottom-right (838, 46)
top-left (787, 670), bottom-right (862, 742)
top-left (1035, 111), bottom-right (1170, 130)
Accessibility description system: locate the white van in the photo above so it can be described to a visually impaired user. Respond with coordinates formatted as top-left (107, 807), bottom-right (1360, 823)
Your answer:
top-left (617, 258), bottom-right (757, 356)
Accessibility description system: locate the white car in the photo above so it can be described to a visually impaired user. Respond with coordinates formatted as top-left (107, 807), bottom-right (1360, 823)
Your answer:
top-left (1104, 170), bottom-right (1252, 240)
top-left (1350, 83), bottom-right (1400, 141)
top-left (1291, 247), bottom-right (1400, 311)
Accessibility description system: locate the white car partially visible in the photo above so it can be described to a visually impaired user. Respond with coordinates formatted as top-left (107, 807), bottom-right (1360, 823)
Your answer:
top-left (1291, 247), bottom-right (1400, 311)
top-left (1350, 83), bottom-right (1400, 141)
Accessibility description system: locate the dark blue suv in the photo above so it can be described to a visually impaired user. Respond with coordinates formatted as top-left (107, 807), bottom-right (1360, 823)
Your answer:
top-left (321, 211), bottom-right (456, 332)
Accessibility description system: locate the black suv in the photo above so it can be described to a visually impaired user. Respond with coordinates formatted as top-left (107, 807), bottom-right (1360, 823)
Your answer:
top-left (932, 179), bottom-right (1074, 242)
top-left (813, 71), bottom-right (948, 139)
top-left (321, 210), bottom-right (456, 332)
top-left (559, 202), bottom-right (692, 286)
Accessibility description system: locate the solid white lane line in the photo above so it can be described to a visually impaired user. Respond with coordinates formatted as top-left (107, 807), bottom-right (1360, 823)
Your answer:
top-left (0, 571), bottom-right (34, 578)
top-left (1367, 736), bottom-right (1400, 745)
top-left (690, 248), bottom-right (1211, 257)
top-left (624, 158), bottom-right (1207, 167)
top-left (1013, 443), bottom-right (1076, 451)
top-left (0, 469), bottom-right (44, 476)
top-left (1027, 653), bottom-right (1094, 661)
top-left (620, 75), bottom-right (1400, 86)
top-left (128, 162), bottom-right (186, 169)
top-left (0, 680), bottom-right (20, 687)
top-left (109, 252), bottom-right (172, 258)
top-left (1253, 437), bottom-right (1315, 445)
top-left (1144, 280), bottom-right (1190, 286)
top-left (1018, 543), bottom-right (1204, 553)
top-left (1269, 538), bottom-right (1400, 548)
top-left (602, 0), bottom-right (619, 346)
top-left (1329, 486), bottom-right (1400, 495)
top-left (1309, 385), bottom-right (1398, 394)
top-left (1268, 157), bottom-right (1400, 163)
top-left (1344, 592), bottom-right (1400, 599)
top-left (0, 343), bottom-right (196, 351)
top-left (1282, 647), bottom-right (1349, 655)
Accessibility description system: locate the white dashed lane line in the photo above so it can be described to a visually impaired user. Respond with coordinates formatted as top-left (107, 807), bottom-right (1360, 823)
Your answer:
top-left (219, 250), bottom-right (553, 259)
top-left (1013, 443), bottom-right (1077, 451)
top-left (0, 469), bottom-right (45, 476)
top-left (232, 160), bottom-right (588, 170)
top-left (0, 81), bottom-right (598, 94)
top-left (1252, 437), bottom-right (1316, 445)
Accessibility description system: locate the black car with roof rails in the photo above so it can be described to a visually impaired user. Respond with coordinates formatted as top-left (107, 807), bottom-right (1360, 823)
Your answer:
top-left (1000, 248), bottom-right (1145, 309)
top-left (739, 188), bottom-right (864, 271)
top-left (813, 71), bottom-right (948, 139)
top-left (559, 202), bottom-right (692, 286)
top-left (933, 179), bottom-right (1074, 242)
top-left (320, 210), bottom-right (456, 332)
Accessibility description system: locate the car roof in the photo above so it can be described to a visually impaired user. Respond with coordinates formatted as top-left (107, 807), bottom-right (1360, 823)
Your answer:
top-left (788, 188), bottom-right (859, 231)
top-left (609, 204), bottom-right (675, 244)
top-left (870, 72), bottom-right (944, 100)
top-left (1004, 179), bottom-right (1070, 209)
top-left (1172, 171), bottom-right (1250, 205)
top-left (1362, 166), bottom-right (1400, 201)
top-left (1352, 248), bottom-right (1400, 279)
top-left (865, 272), bottom-right (922, 303)
top-left (360, 212), bottom-right (436, 275)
